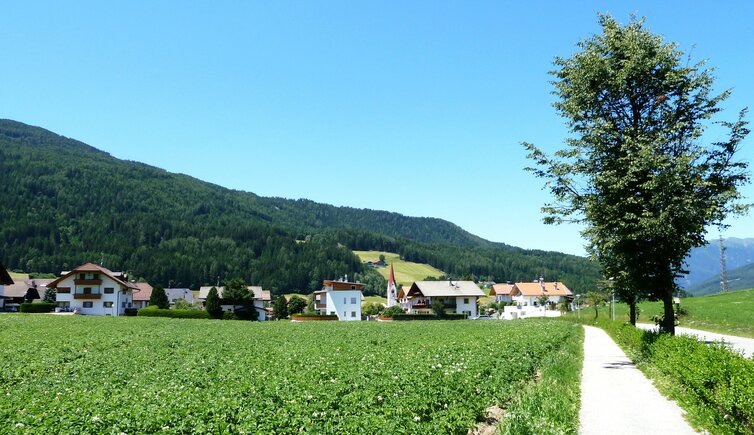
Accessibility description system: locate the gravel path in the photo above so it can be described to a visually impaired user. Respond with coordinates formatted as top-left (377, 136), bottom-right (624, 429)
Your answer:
top-left (636, 323), bottom-right (754, 358)
top-left (579, 325), bottom-right (698, 435)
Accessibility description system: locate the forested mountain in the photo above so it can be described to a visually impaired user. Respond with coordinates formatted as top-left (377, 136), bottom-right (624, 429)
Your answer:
top-left (0, 119), bottom-right (600, 293)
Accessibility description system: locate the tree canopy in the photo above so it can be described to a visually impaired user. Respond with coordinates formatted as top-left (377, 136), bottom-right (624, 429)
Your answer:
top-left (525, 15), bottom-right (750, 333)
top-left (149, 285), bottom-right (169, 309)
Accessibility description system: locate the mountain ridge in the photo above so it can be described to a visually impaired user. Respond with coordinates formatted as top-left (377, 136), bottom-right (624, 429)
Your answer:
top-left (0, 119), bottom-right (600, 292)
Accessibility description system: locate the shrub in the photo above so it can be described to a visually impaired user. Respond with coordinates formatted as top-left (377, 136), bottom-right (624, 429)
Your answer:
top-left (19, 303), bottom-right (57, 313)
top-left (392, 313), bottom-right (466, 321)
top-left (291, 312), bottom-right (338, 320)
top-left (381, 305), bottom-right (404, 318)
top-left (137, 306), bottom-right (210, 319)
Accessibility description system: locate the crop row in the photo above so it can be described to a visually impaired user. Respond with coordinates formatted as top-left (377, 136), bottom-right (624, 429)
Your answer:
top-left (0, 315), bottom-right (581, 433)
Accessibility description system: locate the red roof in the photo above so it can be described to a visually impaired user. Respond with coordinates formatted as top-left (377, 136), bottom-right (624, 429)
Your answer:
top-left (48, 263), bottom-right (139, 290)
top-left (131, 282), bottom-right (154, 301)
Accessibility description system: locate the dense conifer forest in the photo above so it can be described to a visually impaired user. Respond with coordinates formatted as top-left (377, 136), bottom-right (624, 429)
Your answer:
top-left (0, 120), bottom-right (600, 294)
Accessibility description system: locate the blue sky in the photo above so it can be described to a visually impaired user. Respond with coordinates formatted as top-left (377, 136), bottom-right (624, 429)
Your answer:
top-left (2, 1), bottom-right (752, 256)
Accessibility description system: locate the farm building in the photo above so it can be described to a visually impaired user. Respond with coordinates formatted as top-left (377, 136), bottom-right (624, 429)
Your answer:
top-left (313, 278), bottom-right (365, 321)
top-left (398, 280), bottom-right (484, 318)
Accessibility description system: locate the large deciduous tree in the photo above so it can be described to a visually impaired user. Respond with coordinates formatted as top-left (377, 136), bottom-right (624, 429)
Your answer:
top-left (524, 15), bottom-right (749, 334)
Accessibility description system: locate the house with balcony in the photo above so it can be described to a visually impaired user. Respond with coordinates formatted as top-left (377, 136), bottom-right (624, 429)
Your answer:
top-left (398, 280), bottom-right (484, 318)
top-left (509, 280), bottom-right (573, 308)
top-left (47, 263), bottom-right (139, 316)
top-left (313, 278), bottom-right (364, 321)
top-left (197, 285), bottom-right (271, 320)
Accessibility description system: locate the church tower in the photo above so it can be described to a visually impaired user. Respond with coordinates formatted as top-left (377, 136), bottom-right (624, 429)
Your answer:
top-left (387, 264), bottom-right (398, 307)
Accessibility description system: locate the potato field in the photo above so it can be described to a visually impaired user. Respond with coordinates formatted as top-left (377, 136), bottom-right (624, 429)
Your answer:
top-left (0, 315), bottom-right (582, 434)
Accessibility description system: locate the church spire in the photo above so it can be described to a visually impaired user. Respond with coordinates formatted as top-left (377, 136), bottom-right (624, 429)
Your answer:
top-left (387, 264), bottom-right (398, 307)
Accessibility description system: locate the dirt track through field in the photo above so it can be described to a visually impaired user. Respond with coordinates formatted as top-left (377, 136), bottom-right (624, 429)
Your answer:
top-left (579, 326), bottom-right (698, 435)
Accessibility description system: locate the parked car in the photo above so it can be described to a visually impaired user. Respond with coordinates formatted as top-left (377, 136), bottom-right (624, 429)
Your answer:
top-left (472, 315), bottom-right (493, 320)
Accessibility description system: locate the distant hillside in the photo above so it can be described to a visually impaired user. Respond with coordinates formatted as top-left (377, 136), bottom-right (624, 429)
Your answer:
top-left (686, 263), bottom-right (754, 296)
top-left (679, 238), bottom-right (754, 289)
top-left (0, 119), bottom-right (600, 292)
top-left (353, 251), bottom-right (444, 287)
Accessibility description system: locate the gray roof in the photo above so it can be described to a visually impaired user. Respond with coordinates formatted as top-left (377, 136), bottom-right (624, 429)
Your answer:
top-left (198, 286), bottom-right (271, 301)
top-left (164, 288), bottom-right (194, 303)
top-left (410, 281), bottom-right (485, 298)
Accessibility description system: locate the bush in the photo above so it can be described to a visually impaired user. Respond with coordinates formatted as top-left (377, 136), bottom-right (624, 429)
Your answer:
top-left (292, 312), bottom-right (338, 320)
top-left (137, 306), bottom-right (210, 319)
top-left (392, 313), bottom-right (466, 321)
top-left (19, 303), bottom-right (57, 313)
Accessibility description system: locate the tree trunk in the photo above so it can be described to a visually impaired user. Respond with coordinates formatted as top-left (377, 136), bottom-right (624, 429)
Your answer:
top-left (629, 301), bottom-right (637, 326)
top-left (660, 289), bottom-right (675, 335)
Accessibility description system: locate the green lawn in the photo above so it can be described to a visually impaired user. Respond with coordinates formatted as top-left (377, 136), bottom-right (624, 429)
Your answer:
top-left (363, 296), bottom-right (387, 305)
top-left (0, 315), bottom-right (582, 433)
top-left (8, 271), bottom-right (29, 280)
top-left (574, 288), bottom-right (754, 338)
top-left (353, 251), bottom-right (445, 287)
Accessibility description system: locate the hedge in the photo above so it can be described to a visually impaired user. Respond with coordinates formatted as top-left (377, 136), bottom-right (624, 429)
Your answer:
top-left (292, 312), bottom-right (338, 320)
top-left (391, 313), bottom-right (467, 321)
top-left (568, 316), bottom-right (754, 434)
top-left (19, 303), bottom-right (57, 313)
top-left (137, 306), bottom-right (210, 319)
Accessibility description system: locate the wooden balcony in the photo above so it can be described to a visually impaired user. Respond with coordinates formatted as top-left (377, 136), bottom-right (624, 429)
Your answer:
top-left (74, 293), bottom-right (102, 300)
top-left (315, 302), bottom-right (326, 308)
top-left (74, 279), bottom-right (102, 285)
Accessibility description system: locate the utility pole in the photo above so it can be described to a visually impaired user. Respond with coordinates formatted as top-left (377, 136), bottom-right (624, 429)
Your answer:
top-left (719, 235), bottom-right (729, 294)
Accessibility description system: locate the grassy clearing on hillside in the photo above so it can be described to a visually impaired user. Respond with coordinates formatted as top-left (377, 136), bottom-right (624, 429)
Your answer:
top-left (354, 251), bottom-right (445, 286)
top-left (0, 315), bottom-right (582, 434)
top-left (574, 288), bottom-right (754, 338)
top-left (8, 271), bottom-right (29, 280)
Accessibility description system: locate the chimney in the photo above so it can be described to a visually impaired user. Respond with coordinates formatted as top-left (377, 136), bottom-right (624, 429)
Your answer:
top-left (344, 274), bottom-right (348, 282)
top-left (540, 276), bottom-right (545, 293)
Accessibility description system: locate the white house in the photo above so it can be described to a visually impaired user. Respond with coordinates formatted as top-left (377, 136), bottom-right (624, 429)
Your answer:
top-left (197, 285), bottom-right (271, 320)
top-left (398, 280), bottom-right (484, 318)
top-left (48, 263), bottom-right (138, 316)
top-left (510, 279), bottom-right (573, 308)
top-left (313, 278), bottom-right (364, 321)
top-left (489, 283), bottom-right (514, 303)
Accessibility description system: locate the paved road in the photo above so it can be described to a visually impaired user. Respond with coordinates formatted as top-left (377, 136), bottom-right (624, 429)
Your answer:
top-left (636, 323), bottom-right (754, 358)
top-left (579, 326), bottom-right (698, 435)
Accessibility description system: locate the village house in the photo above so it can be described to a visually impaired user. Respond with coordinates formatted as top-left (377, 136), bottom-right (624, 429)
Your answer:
top-left (197, 285), bottom-right (271, 320)
top-left (131, 282), bottom-right (154, 309)
top-left (0, 276), bottom-right (54, 311)
top-left (48, 263), bottom-right (139, 316)
top-left (0, 264), bottom-right (14, 310)
top-left (313, 278), bottom-right (364, 321)
top-left (165, 288), bottom-right (195, 306)
top-left (510, 279), bottom-right (573, 307)
top-left (489, 283), bottom-right (514, 303)
top-left (398, 280), bottom-right (484, 318)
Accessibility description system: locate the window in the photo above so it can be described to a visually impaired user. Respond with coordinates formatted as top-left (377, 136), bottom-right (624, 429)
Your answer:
top-left (78, 273), bottom-right (85, 280)
top-left (83, 287), bottom-right (92, 294)
top-left (104, 287), bottom-right (114, 294)
top-left (464, 298), bottom-right (469, 304)
top-left (121, 302), bottom-right (126, 308)
top-left (351, 311), bottom-right (356, 318)
top-left (329, 311), bottom-right (335, 315)
top-left (350, 297), bottom-right (357, 304)
top-left (83, 302), bottom-right (93, 308)
top-left (103, 302), bottom-right (113, 308)
top-left (343, 297), bottom-right (347, 304)
top-left (127, 302), bottom-right (132, 308)
top-left (93, 273), bottom-right (99, 279)
top-left (351, 285), bottom-right (356, 290)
